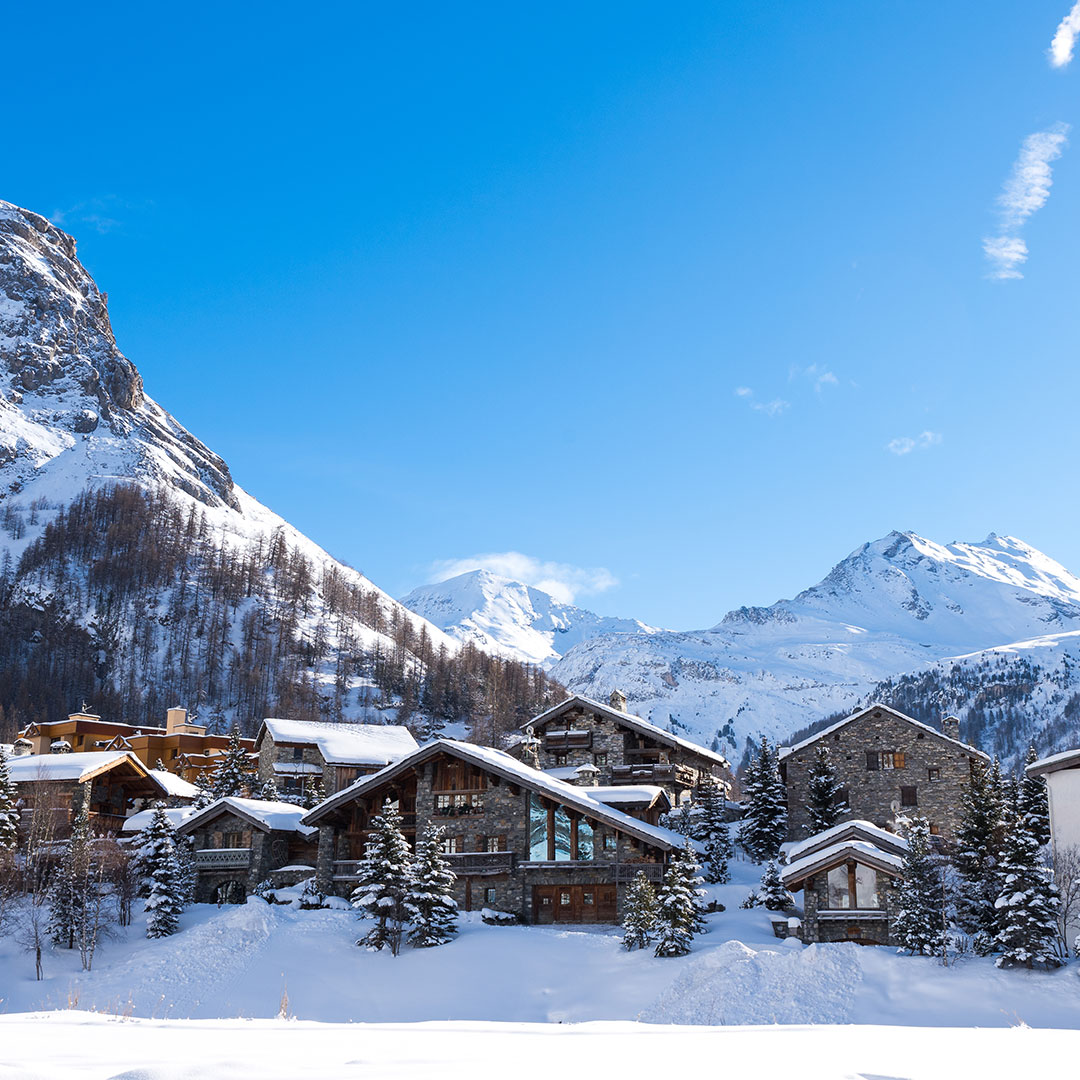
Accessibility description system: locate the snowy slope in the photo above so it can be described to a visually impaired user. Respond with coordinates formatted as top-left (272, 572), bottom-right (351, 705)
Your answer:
top-left (552, 531), bottom-right (1080, 761)
top-left (0, 199), bottom-right (458, 721)
top-left (401, 568), bottom-right (660, 667)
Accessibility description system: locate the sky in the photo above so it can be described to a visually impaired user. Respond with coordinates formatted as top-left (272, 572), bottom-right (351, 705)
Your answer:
top-left (5, 2), bottom-right (1080, 630)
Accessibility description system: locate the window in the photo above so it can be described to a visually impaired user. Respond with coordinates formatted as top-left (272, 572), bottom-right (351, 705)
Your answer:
top-left (901, 786), bottom-right (918, 808)
top-left (928, 823), bottom-right (940, 836)
top-left (583, 892), bottom-right (594, 905)
top-left (834, 787), bottom-right (850, 808)
top-left (825, 862), bottom-right (880, 910)
top-left (485, 836), bottom-right (504, 852)
top-left (292, 746), bottom-right (303, 760)
top-left (833, 732), bottom-right (840, 742)
top-left (827, 866), bottom-right (851, 909)
top-left (594, 753), bottom-right (608, 767)
top-left (435, 792), bottom-right (484, 816)
top-left (928, 767), bottom-right (940, 782)
top-left (440, 836), bottom-right (463, 854)
top-left (529, 794), bottom-right (549, 860)
top-left (560, 892), bottom-right (571, 906)
top-left (866, 750), bottom-right (905, 770)
top-left (577, 818), bottom-right (595, 861)
top-left (553, 753), bottom-right (568, 767)
top-left (603, 833), bottom-right (617, 852)
top-left (485, 887), bottom-right (496, 905)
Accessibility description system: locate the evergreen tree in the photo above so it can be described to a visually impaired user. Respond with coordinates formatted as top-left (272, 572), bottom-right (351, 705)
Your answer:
top-left (803, 745), bottom-right (847, 834)
top-left (758, 860), bottom-right (795, 912)
top-left (351, 800), bottom-right (414, 955)
top-left (255, 775), bottom-right (281, 802)
top-left (48, 799), bottom-right (91, 949)
top-left (133, 804), bottom-right (181, 899)
top-left (894, 816), bottom-right (947, 956)
top-left (0, 746), bottom-right (19, 851)
top-left (210, 727), bottom-right (253, 798)
top-left (654, 843), bottom-right (706, 958)
top-left (954, 758), bottom-right (1005, 938)
top-left (405, 824), bottom-right (458, 948)
top-left (622, 870), bottom-right (659, 950)
top-left (702, 824), bottom-right (733, 885)
top-left (153, 758), bottom-right (167, 773)
top-left (994, 812), bottom-right (1062, 969)
top-left (739, 737), bottom-right (787, 862)
top-left (145, 844), bottom-right (183, 938)
top-left (300, 775), bottom-right (326, 811)
top-left (192, 784), bottom-right (214, 810)
top-left (1016, 745), bottom-right (1051, 849)
top-left (174, 834), bottom-right (198, 904)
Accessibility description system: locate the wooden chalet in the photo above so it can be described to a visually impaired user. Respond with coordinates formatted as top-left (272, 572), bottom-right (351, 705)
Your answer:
top-left (780, 820), bottom-right (907, 946)
top-left (304, 739), bottom-right (695, 923)
top-left (254, 717), bottom-right (418, 801)
top-left (513, 691), bottom-right (732, 803)
top-left (7, 750), bottom-right (169, 836)
top-left (175, 796), bottom-right (318, 903)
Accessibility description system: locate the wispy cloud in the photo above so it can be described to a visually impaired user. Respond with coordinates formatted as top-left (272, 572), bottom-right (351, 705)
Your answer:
top-left (887, 431), bottom-right (942, 456)
top-left (49, 196), bottom-right (152, 236)
top-left (734, 386), bottom-right (790, 417)
top-left (790, 364), bottom-right (838, 391)
top-left (1050, 3), bottom-right (1080, 68)
top-left (984, 125), bottom-right (1069, 280)
top-left (428, 552), bottom-right (617, 604)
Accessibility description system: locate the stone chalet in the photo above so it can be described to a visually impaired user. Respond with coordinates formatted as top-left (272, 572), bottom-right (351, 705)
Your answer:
top-left (175, 796), bottom-right (318, 904)
top-left (779, 703), bottom-right (988, 842)
top-left (303, 738), bottom-right (696, 923)
top-left (7, 750), bottom-right (170, 837)
top-left (511, 691), bottom-right (732, 804)
top-left (780, 820), bottom-right (907, 947)
top-left (1027, 747), bottom-right (1080, 945)
top-left (20, 708), bottom-right (255, 786)
top-left (255, 718), bottom-right (419, 802)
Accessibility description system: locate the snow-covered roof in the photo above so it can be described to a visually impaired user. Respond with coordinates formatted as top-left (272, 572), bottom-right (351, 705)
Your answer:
top-left (175, 796), bottom-right (317, 838)
top-left (779, 702), bottom-right (989, 760)
top-left (148, 770), bottom-right (201, 799)
top-left (781, 839), bottom-right (906, 889)
top-left (1027, 747), bottom-right (1080, 776)
top-left (588, 785), bottom-right (669, 808)
top-left (120, 806), bottom-right (198, 833)
top-left (21, 717), bottom-right (167, 734)
top-left (786, 820), bottom-right (908, 865)
top-left (258, 718), bottom-right (418, 766)
top-left (305, 739), bottom-right (698, 854)
top-left (6, 751), bottom-right (167, 789)
top-left (526, 695), bottom-right (730, 769)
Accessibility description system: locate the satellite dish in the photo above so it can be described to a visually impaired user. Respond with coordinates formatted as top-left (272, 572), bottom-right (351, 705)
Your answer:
top-left (889, 799), bottom-right (901, 815)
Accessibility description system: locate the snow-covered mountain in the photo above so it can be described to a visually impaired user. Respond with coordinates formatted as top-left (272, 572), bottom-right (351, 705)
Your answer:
top-left (400, 569), bottom-right (659, 667)
top-left (0, 200), bottom-right (563, 732)
top-left (550, 531), bottom-right (1080, 765)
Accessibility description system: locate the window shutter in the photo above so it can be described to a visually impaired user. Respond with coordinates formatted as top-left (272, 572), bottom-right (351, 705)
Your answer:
top-left (895, 751), bottom-right (906, 769)
top-left (865, 751), bottom-right (879, 771)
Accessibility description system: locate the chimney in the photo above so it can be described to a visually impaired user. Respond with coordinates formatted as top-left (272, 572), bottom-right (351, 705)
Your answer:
top-left (166, 707), bottom-right (187, 734)
top-left (609, 689), bottom-right (628, 714)
top-left (942, 715), bottom-right (960, 741)
top-left (574, 763), bottom-right (600, 787)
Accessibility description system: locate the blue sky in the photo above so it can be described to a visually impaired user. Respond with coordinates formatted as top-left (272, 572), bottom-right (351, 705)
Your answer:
top-left (6, 2), bottom-right (1080, 629)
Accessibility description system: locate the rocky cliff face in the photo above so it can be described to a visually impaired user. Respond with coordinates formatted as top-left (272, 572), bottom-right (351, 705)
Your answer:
top-left (0, 200), bottom-right (236, 509)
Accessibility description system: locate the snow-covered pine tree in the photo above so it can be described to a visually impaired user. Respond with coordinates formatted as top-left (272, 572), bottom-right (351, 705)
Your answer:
top-left (211, 727), bottom-right (253, 798)
top-left (894, 815), bottom-right (946, 956)
top-left (405, 824), bottom-right (458, 948)
top-left (301, 775), bottom-right (326, 811)
top-left (174, 834), bottom-right (198, 904)
top-left (1016, 745), bottom-right (1051, 849)
top-left (739, 737), bottom-right (787, 862)
top-left (0, 746), bottom-right (19, 851)
top-left (351, 799), bottom-right (414, 955)
top-left (154, 758), bottom-right (167, 773)
top-left (256, 775), bottom-right (281, 802)
top-left (133, 804), bottom-right (180, 899)
top-left (192, 784), bottom-right (214, 810)
top-left (703, 824), bottom-right (733, 885)
top-left (994, 810), bottom-right (1062, 969)
top-left (145, 843), bottom-right (183, 938)
top-left (622, 870), bottom-right (659, 950)
top-left (953, 757), bottom-right (1005, 940)
top-left (48, 798), bottom-right (91, 949)
top-left (654, 843), bottom-right (706, 957)
top-left (803, 745), bottom-right (847, 835)
top-left (663, 803), bottom-right (695, 839)
top-left (757, 860), bottom-right (795, 912)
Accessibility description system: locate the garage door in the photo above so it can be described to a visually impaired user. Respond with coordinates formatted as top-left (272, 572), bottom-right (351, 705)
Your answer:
top-left (533, 884), bottom-right (617, 924)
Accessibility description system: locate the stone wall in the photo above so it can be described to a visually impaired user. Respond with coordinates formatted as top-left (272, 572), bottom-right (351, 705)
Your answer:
top-left (781, 707), bottom-right (980, 841)
top-left (258, 736), bottom-right (329, 797)
top-left (800, 866), bottom-right (901, 947)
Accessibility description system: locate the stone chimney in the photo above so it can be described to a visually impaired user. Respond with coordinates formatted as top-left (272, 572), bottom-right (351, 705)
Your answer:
top-left (574, 762), bottom-right (600, 787)
top-left (166, 707), bottom-right (206, 736)
top-left (941, 715), bottom-right (960, 741)
top-left (609, 689), bottom-right (628, 714)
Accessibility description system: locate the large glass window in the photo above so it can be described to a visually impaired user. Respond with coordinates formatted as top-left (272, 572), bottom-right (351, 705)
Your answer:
top-left (529, 794), bottom-right (548, 861)
top-left (553, 807), bottom-right (572, 860)
top-left (824, 863), bottom-right (880, 909)
top-left (577, 819), bottom-right (594, 861)
top-left (854, 864), bottom-right (878, 908)
top-left (826, 866), bottom-right (850, 909)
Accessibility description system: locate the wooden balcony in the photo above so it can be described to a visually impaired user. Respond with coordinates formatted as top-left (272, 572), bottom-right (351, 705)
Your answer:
top-left (333, 859), bottom-right (363, 881)
top-left (195, 848), bottom-right (251, 870)
top-left (612, 862), bottom-right (665, 883)
top-left (444, 851), bottom-right (515, 875)
top-left (610, 763), bottom-right (676, 783)
top-left (542, 731), bottom-right (592, 751)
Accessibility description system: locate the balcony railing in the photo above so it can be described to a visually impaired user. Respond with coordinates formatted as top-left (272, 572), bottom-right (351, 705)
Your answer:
top-left (432, 803), bottom-right (483, 818)
top-left (612, 862), bottom-right (665, 883)
top-left (610, 763), bottom-right (676, 783)
top-left (333, 860), bottom-right (363, 881)
top-left (444, 851), bottom-right (515, 875)
top-left (195, 848), bottom-right (251, 870)
top-left (543, 731), bottom-right (592, 751)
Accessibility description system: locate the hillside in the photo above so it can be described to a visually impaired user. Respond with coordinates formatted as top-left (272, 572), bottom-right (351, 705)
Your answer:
top-left (401, 568), bottom-right (660, 667)
top-left (549, 531), bottom-right (1080, 767)
top-left (0, 201), bottom-right (562, 736)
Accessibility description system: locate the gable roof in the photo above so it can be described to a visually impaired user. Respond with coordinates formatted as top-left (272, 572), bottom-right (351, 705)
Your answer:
top-left (587, 785), bottom-right (670, 810)
top-left (779, 702), bottom-right (988, 760)
top-left (781, 839), bottom-right (905, 890)
top-left (7, 751), bottom-right (169, 790)
top-left (121, 806), bottom-right (198, 833)
top-left (785, 820), bottom-right (908, 865)
top-left (148, 770), bottom-right (201, 799)
top-left (256, 718), bottom-right (419, 767)
top-left (303, 738), bottom-right (697, 854)
top-left (175, 796), bottom-right (317, 838)
top-left (1027, 748), bottom-right (1080, 777)
top-left (525, 695), bottom-right (730, 770)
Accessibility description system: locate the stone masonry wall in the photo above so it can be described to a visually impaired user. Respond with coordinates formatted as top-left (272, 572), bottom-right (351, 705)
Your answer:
top-left (800, 866), bottom-right (900, 947)
top-left (781, 707), bottom-right (979, 842)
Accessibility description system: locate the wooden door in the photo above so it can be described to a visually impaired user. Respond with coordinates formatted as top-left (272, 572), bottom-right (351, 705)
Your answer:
top-left (532, 884), bottom-right (617, 924)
